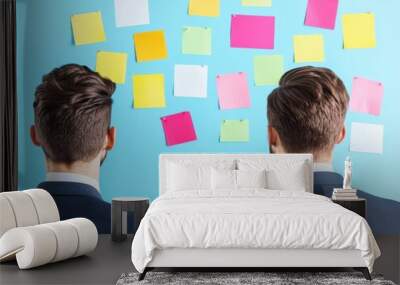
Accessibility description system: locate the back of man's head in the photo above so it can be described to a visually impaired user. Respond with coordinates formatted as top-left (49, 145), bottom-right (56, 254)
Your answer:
top-left (267, 66), bottom-right (349, 154)
top-left (33, 64), bottom-right (116, 164)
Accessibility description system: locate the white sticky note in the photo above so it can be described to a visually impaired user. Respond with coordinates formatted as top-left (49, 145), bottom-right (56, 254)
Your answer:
top-left (114, 0), bottom-right (150, 27)
top-left (174, 64), bottom-right (208, 98)
top-left (350, 122), bottom-right (384, 154)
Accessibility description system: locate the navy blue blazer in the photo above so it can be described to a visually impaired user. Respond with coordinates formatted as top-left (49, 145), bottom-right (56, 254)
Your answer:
top-left (314, 171), bottom-right (400, 234)
top-left (38, 181), bottom-right (111, 234)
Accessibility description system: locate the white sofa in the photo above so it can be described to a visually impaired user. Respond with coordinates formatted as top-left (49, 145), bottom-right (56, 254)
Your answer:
top-left (0, 189), bottom-right (98, 269)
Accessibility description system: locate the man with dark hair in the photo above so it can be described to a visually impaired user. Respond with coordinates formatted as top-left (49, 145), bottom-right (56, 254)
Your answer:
top-left (267, 66), bottom-right (399, 234)
top-left (31, 64), bottom-right (116, 233)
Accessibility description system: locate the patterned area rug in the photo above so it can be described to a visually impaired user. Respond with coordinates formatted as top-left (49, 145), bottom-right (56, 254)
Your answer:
top-left (117, 271), bottom-right (396, 285)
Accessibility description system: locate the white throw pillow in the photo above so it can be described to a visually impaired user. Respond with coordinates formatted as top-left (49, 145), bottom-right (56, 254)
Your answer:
top-left (238, 159), bottom-right (309, 191)
top-left (266, 167), bottom-right (307, 191)
top-left (167, 163), bottom-right (212, 191)
top-left (211, 168), bottom-right (237, 190)
top-left (236, 169), bottom-right (267, 189)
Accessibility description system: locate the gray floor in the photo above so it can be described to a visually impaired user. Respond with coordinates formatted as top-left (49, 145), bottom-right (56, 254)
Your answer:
top-left (0, 235), bottom-right (135, 285)
top-left (0, 235), bottom-right (399, 285)
top-left (374, 235), bottom-right (400, 284)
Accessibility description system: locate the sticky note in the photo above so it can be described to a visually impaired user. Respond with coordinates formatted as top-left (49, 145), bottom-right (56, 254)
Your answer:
top-left (133, 74), bottom-right (166, 109)
top-left (216, 73), bottom-right (251, 110)
top-left (114, 0), bottom-right (150, 27)
top-left (161, 112), bottom-right (197, 146)
top-left (293, 35), bottom-right (324, 63)
top-left (350, 122), bottom-right (384, 154)
top-left (96, 51), bottom-right (128, 84)
top-left (174, 65), bottom-right (208, 98)
top-left (253, 55), bottom-right (284, 86)
top-left (231, 15), bottom-right (275, 49)
top-left (71, 11), bottom-right (106, 45)
top-left (241, 0), bottom-right (272, 7)
top-left (220, 120), bottom-right (249, 142)
top-left (134, 30), bottom-right (168, 62)
top-left (350, 77), bottom-right (384, 116)
top-left (305, 0), bottom-right (338, 30)
top-left (182, 27), bottom-right (212, 56)
top-left (343, 13), bottom-right (376, 49)
top-left (189, 0), bottom-right (219, 17)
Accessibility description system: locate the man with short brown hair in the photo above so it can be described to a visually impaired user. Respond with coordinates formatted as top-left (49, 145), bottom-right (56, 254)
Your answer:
top-left (266, 66), bottom-right (400, 234)
top-left (267, 66), bottom-right (348, 164)
top-left (31, 64), bottom-right (116, 233)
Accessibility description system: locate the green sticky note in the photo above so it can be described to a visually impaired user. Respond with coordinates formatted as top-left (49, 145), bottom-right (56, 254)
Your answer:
top-left (254, 55), bottom-right (284, 86)
top-left (182, 27), bottom-right (212, 55)
top-left (241, 0), bottom-right (272, 7)
top-left (220, 120), bottom-right (249, 142)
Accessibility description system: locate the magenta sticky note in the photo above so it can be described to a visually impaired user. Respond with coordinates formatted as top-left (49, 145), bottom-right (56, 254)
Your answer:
top-left (161, 111), bottom-right (197, 146)
top-left (304, 0), bottom-right (338, 30)
top-left (230, 14), bottom-right (275, 49)
top-left (216, 72), bottom-right (251, 110)
top-left (350, 77), bottom-right (384, 116)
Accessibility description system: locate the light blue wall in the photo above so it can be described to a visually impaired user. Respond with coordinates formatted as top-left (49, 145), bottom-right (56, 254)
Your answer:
top-left (17, 0), bottom-right (400, 203)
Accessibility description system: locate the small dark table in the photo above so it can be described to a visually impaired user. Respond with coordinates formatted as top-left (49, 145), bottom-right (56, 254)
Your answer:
top-left (332, 198), bottom-right (366, 218)
top-left (112, 197), bottom-right (149, 242)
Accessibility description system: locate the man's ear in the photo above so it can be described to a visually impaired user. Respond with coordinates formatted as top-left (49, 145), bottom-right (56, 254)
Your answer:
top-left (105, 127), bottom-right (116, 150)
top-left (335, 126), bottom-right (346, 144)
top-left (268, 125), bottom-right (278, 150)
top-left (30, 125), bottom-right (41, 146)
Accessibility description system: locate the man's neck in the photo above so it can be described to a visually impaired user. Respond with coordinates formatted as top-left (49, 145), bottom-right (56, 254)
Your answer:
top-left (46, 159), bottom-right (100, 182)
top-left (313, 151), bottom-right (334, 172)
top-left (313, 151), bottom-right (332, 165)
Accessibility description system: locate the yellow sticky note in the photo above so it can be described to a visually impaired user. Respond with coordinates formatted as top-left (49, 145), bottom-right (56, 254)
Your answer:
top-left (189, 0), bottom-right (220, 17)
top-left (96, 51), bottom-right (128, 84)
top-left (133, 30), bottom-right (168, 62)
top-left (241, 0), bottom-right (272, 7)
top-left (293, 35), bottom-right (324, 63)
top-left (71, 11), bottom-right (106, 45)
top-left (343, 13), bottom-right (376, 49)
top-left (133, 74), bottom-right (166, 109)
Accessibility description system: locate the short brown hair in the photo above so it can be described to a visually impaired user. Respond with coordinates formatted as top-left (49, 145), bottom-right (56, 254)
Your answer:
top-left (267, 66), bottom-right (349, 153)
top-left (33, 64), bottom-right (115, 163)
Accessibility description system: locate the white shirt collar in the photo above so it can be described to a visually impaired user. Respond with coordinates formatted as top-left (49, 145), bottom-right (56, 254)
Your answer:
top-left (313, 162), bottom-right (334, 172)
top-left (46, 172), bottom-right (100, 192)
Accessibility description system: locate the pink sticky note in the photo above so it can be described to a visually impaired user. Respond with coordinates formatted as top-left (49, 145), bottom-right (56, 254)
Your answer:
top-left (161, 111), bottom-right (197, 146)
top-left (304, 0), bottom-right (338, 30)
top-left (230, 14), bottom-right (275, 49)
top-left (216, 72), bottom-right (251, 110)
top-left (350, 77), bottom-right (384, 116)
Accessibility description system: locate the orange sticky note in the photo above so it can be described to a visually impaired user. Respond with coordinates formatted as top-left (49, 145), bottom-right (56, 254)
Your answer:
top-left (189, 0), bottom-right (220, 17)
top-left (133, 30), bottom-right (168, 62)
